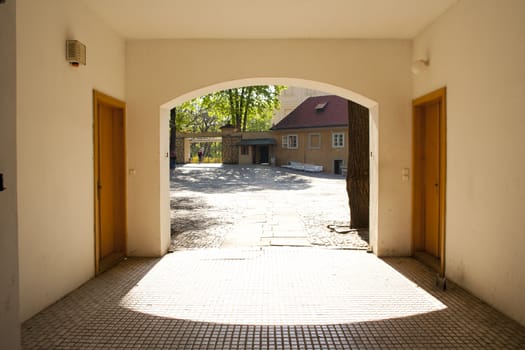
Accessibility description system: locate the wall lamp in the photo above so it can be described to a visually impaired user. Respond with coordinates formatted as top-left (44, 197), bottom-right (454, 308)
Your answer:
top-left (411, 59), bottom-right (429, 75)
top-left (66, 40), bottom-right (86, 67)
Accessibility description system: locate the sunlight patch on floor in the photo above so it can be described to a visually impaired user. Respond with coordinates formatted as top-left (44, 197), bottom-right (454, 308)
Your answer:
top-left (119, 248), bottom-right (446, 325)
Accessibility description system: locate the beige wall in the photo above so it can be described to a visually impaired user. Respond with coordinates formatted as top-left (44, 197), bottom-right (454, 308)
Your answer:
top-left (126, 39), bottom-right (413, 258)
top-left (10, 0), bottom-right (525, 334)
top-left (0, 1), bottom-right (21, 348)
top-left (8, 0), bottom-right (524, 337)
top-left (17, 0), bottom-right (125, 321)
top-left (238, 147), bottom-right (253, 165)
top-left (413, 0), bottom-right (525, 325)
top-left (273, 128), bottom-right (348, 173)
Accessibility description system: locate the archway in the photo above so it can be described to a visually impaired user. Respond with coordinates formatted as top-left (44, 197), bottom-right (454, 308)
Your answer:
top-left (159, 78), bottom-right (379, 254)
top-left (125, 39), bottom-right (412, 259)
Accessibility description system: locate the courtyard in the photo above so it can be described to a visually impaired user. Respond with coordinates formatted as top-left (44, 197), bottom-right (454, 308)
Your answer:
top-left (170, 164), bottom-right (368, 250)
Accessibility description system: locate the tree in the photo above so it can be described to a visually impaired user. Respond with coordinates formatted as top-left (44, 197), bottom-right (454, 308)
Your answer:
top-left (173, 85), bottom-right (285, 162)
top-left (175, 98), bottom-right (222, 133)
top-left (346, 101), bottom-right (369, 229)
top-left (174, 100), bottom-right (224, 160)
top-left (189, 85), bottom-right (284, 132)
top-left (226, 86), bottom-right (283, 131)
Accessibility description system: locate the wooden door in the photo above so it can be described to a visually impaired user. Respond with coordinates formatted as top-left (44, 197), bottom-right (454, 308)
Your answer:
top-left (413, 88), bottom-right (446, 273)
top-left (94, 91), bottom-right (126, 274)
top-left (423, 101), bottom-right (440, 257)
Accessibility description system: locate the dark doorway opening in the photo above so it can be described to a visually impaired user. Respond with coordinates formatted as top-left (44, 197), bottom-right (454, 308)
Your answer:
top-left (334, 159), bottom-right (343, 175)
top-left (259, 145), bottom-right (269, 164)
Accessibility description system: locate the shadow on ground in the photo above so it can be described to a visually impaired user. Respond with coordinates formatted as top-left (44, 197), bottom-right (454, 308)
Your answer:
top-left (170, 196), bottom-right (218, 234)
top-left (171, 165), bottom-right (326, 193)
top-left (22, 252), bottom-right (525, 349)
top-left (170, 164), bottom-right (367, 250)
top-left (170, 196), bottom-right (230, 249)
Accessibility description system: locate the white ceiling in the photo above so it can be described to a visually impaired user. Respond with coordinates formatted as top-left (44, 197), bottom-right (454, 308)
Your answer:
top-left (82, 0), bottom-right (458, 40)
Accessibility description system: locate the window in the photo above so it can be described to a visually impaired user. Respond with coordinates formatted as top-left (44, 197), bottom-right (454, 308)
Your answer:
top-left (281, 135), bottom-right (288, 148)
top-left (288, 135), bottom-right (298, 149)
top-left (241, 145), bottom-right (249, 155)
top-left (282, 135), bottom-right (298, 149)
top-left (332, 133), bottom-right (344, 148)
top-left (315, 102), bottom-right (327, 111)
top-left (308, 133), bottom-right (321, 149)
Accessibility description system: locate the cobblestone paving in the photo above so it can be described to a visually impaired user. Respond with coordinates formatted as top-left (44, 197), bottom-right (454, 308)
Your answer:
top-left (170, 164), bottom-right (369, 250)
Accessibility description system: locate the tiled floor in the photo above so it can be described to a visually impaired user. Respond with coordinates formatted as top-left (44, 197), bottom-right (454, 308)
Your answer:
top-left (22, 247), bottom-right (525, 349)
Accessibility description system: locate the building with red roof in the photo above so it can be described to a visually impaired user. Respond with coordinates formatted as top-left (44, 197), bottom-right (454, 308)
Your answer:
top-left (271, 95), bottom-right (348, 174)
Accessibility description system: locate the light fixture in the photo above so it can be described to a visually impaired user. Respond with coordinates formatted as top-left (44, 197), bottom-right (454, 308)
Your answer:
top-left (411, 59), bottom-right (429, 74)
top-left (66, 40), bottom-right (86, 67)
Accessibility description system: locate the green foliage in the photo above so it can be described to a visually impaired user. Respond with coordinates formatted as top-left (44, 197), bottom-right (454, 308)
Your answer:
top-left (174, 97), bottom-right (222, 133)
top-left (175, 85), bottom-right (285, 132)
top-left (189, 142), bottom-right (222, 163)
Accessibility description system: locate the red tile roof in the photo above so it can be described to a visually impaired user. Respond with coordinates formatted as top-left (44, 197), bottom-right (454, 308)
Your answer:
top-left (271, 95), bottom-right (348, 130)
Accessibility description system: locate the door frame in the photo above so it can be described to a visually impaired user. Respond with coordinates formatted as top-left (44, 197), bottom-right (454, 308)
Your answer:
top-left (412, 87), bottom-right (447, 275)
top-left (93, 90), bottom-right (127, 274)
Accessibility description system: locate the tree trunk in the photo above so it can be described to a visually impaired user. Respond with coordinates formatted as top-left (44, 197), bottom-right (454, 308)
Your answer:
top-left (169, 108), bottom-right (177, 153)
top-left (238, 87), bottom-right (245, 129)
top-left (347, 101), bottom-right (369, 229)
top-left (227, 90), bottom-right (241, 129)
top-left (242, 92), bottom-right (252, 132)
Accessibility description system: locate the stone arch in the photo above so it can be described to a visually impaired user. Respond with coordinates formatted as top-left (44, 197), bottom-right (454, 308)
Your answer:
top-left (160, 78), bottom-right (377, 110)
